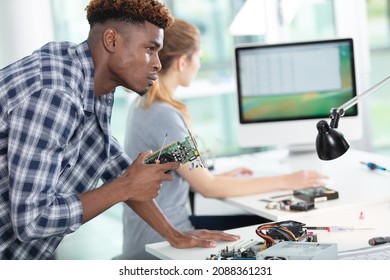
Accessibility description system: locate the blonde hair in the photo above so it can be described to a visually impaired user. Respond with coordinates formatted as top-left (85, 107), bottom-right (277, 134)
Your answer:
top-left (142, 18), bottom-right (201, 127)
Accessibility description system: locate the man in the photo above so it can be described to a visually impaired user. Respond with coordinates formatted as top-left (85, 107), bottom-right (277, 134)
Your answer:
top-left (0, 0), bottom-right (238, 259)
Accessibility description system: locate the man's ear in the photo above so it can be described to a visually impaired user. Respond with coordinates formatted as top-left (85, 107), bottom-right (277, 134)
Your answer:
top-left (103, 28), bottom-right (118, 52)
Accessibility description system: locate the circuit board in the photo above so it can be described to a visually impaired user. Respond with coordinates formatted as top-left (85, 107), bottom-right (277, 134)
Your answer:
top-left (207, 239), bottom-right (261, 260)
top-left (145, 131), bottom-right (206, 169)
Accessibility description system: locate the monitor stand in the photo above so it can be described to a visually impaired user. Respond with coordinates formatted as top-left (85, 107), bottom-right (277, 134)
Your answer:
top-left (286, 143), bottom-right (316, 155)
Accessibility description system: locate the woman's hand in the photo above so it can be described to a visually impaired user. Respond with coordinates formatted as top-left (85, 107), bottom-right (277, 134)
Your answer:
top-left (281, 170), bottom-right (329, 190)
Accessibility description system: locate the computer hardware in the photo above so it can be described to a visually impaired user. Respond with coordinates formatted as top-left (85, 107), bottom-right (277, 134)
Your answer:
top-left (145, 130), bottom-right (206, 170)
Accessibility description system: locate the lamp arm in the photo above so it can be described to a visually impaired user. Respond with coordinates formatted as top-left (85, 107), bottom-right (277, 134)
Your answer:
top-left (317, 75), bottom-right (390, 160)
top-left (337, 75), bottom-right (390, 115)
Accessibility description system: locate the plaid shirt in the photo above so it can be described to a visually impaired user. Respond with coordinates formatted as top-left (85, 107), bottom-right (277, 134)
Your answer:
top-left (0, 41), bottom-right (131, 259)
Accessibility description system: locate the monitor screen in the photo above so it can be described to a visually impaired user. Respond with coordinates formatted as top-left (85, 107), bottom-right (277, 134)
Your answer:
top-left (234, 38), bottom-right (362, 150)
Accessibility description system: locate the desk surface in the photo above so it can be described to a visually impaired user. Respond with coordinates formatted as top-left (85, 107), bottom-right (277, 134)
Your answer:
top-left (146, 202), bottom-right (390, 260)
top-left (146, 149), bottom-right (390, 260)
top-left (219, 149), bottom-right (390, 221)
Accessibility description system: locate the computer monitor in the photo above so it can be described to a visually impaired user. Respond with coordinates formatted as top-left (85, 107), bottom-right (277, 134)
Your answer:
top-left (234, 38), bottom-right (363, 152)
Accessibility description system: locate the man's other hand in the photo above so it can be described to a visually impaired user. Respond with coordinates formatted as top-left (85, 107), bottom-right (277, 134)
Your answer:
top-left (168, 229), bottom-right (240, 248)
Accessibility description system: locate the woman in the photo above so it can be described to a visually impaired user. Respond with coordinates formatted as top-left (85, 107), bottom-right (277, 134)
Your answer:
top-left (122, 19), bottom-right (328, 259)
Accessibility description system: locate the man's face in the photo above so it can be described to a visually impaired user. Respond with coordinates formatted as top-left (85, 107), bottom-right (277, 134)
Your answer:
top-left (108, 21), bottom-right (164, 95)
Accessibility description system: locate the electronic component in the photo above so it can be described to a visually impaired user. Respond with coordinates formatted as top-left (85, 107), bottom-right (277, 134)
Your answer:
top-left (207, 239), bottom-right (261, 260)
top-left (293, 186), bottom-right (339, 203)
top-left (206, 220), bottom-right (319, 260)
top-left (145, 130), bottom-right (206, 170)
top-left (289, 201), bottom-right (314, 211)
top-left (266, 199), bottom-right (314, 212)
top-left (255, 220), bottom-right (310, 251)
top-left (256, 241), bottom-right (338, 260)
top-left (267, 220), bottom-right (307, 240)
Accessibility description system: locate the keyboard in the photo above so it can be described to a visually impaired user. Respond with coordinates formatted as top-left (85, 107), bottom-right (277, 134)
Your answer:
top-left (338, 244), bottom-right (390, 260)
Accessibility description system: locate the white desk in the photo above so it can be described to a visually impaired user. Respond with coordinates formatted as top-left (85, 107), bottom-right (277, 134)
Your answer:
top-left (146, 149), bottom-right (390, 259)
top-left (218, 149), bottom-right (390, 221)
top-left (146, 201), bottom-right (390, 259)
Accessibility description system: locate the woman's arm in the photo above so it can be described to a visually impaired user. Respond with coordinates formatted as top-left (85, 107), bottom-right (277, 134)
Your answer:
top-left (178, 163), bottom-right (329, 198)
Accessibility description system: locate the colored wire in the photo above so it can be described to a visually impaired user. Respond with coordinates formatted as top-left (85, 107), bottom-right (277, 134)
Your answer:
top-left (255, 223), bottom-right (307, 251)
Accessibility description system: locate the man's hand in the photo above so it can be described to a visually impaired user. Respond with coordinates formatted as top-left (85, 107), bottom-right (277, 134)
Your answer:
top-left (78, 151), bottom-right (180, 223)
top-left (120, 151), bottom-right (181, 202)
top-left (168, 229), bottom-right (240, 249)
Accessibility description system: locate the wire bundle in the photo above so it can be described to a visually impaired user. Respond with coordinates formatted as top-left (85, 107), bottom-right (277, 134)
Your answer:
top-left (255, 223), bottom-right (307, 251)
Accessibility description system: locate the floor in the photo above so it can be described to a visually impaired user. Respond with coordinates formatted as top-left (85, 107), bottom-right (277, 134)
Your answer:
top-left (54, 204), bottom-right (124, 260)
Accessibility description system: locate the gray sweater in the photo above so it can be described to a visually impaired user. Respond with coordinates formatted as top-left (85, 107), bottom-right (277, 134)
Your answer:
top-left (122, 97), bottom-right (194, 259)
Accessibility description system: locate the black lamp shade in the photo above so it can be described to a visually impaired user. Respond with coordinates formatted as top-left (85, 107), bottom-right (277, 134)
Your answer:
top-left (316, 120), bottom-right (350, 160)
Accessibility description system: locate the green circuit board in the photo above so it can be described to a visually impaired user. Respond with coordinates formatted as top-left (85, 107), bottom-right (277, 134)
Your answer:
top-left (145, 131), bottom-right (206, 169)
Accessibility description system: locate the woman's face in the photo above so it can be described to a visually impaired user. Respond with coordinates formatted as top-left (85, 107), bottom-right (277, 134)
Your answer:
top-left (179, 48), bottom-right (202, 87)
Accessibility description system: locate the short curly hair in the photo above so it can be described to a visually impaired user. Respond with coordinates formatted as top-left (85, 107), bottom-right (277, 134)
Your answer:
top-left (86, 0), bottom-right (173, 29)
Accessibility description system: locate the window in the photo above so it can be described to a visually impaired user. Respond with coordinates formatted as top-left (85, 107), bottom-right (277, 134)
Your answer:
top-left (49, 0), bottom-right (390, 157)
top-left (166, 0), bottom-right (255, 156)
top-left (166, 0), bottom-right (337, 156)
top-left (366, 0), bottom-right (390, 154)
top-left (50, 1), bottom-right (90, 43)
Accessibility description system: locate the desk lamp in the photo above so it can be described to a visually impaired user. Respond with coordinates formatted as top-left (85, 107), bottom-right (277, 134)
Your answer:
top-left (316, 75), bottom-right (390, 160)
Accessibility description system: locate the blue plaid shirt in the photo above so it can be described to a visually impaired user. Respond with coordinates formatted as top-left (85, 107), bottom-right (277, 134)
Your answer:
top-left (0, 41), bottom-right (131, 259)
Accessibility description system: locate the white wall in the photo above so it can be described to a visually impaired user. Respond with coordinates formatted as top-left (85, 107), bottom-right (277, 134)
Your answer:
top-left (0, 0), bottom-right (55, 68)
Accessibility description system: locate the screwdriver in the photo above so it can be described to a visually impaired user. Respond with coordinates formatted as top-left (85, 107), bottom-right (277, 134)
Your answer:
top-left (305, 226), bottom-right (373, 232)
top-left (360, 161), bottom-right (390, 173)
